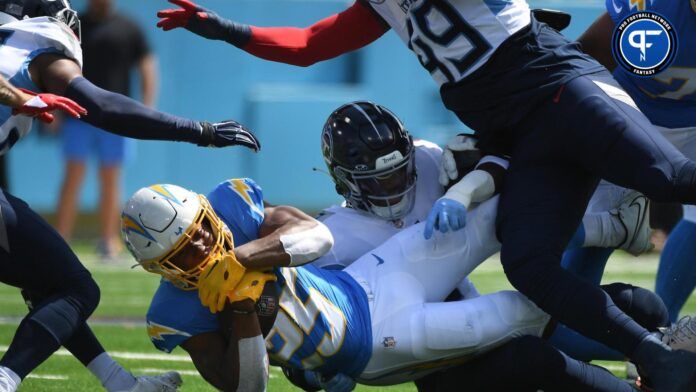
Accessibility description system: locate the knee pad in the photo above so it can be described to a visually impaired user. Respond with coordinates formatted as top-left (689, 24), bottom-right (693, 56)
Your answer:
top-left (602, 283), bottom-right (669, 330)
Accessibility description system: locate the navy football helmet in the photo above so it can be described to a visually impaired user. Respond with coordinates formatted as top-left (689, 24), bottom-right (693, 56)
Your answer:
top-left (322, 101), bottom-right (416, 221)
top-left (0, 0), bottom-right (80, 40)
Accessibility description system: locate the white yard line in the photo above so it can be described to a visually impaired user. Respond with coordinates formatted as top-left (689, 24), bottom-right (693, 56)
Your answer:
top-left (135, 368), bottom-right (278, 379)
top-left (26, 374), bottom-right (68, 380)
top-left (0, 345), bottom-right (190, 362)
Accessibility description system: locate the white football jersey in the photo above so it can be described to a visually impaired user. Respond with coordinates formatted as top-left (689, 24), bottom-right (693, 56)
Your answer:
top-left (362, 0), bottom-right (531, 86)
top-left (316, 139), bottom-right (451, 269)
top-left (0, 17), bottom-right (82, 155)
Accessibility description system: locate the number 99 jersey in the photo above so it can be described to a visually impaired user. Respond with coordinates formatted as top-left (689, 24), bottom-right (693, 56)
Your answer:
top-left (361, 0), bottom-right (531, 86)
top-left (0, 17), bottom-right (82, 155)
top-left (146, 178), bottom-right (373, 378)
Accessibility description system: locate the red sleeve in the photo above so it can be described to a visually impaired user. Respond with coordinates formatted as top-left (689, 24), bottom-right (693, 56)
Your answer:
top-left (243, 1), bottom-right (390, 67)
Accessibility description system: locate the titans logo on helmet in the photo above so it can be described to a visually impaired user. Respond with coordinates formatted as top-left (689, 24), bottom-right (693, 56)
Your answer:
top-left (612, 11), bottom-right (678, 77)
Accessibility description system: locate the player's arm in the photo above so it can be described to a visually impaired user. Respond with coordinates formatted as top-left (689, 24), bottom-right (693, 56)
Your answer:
top-left (0, 73), bottom-right (86, 123)
top-left (156, 0), bottom-right (389, 67)
top-left (181, 302), bottom-right (268, 391)
top-left (234, 204), bottom-right (334, 270)
top-left (0, 75), bottom-right (31, 108)
top-left (28, 53), bottom-right (259, 150)
top-left (578, 12), bottom-right (616, 71)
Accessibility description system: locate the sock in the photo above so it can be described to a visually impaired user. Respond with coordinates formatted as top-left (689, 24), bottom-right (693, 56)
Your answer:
top-left (86, 352), bottom-right (136, 392)
top-left (0, 366), bottom-right (21, 391)
top-left (561, 247), bottom-right (613, 285)
top-left (656, 219), bottom-right (696, 322)
top-left (582, 211), bottom-right (626, 248)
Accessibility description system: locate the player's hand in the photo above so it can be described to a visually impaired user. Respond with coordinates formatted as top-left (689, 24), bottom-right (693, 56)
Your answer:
top-left (439, 134), bottom-right (479, 186)
top-left (227, 271), bottom-right (277, 304)
top-left (12, 88), bottom-right (87, 124)
top-left (304, 371), bottom-right (356, 392)
top-left (157, 0), bottom-right (233, 41)
top-left (198, 120), bottom-right (260, 151)
top-left (424, 198), bottom-right (467, 239)
top-left (197, 253), bottom-right (246, 313)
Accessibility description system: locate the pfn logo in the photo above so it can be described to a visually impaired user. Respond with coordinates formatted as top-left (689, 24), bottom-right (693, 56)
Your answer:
top-left (628, 29), bottom-right (662, 61)
top-left (612, 12), bottom-right (677, 77)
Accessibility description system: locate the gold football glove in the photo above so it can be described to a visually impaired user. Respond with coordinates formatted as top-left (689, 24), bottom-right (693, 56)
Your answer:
top-left (198, 252), bottom-right (246, 313)
top-left (228, 271), bottom-right (277, 304)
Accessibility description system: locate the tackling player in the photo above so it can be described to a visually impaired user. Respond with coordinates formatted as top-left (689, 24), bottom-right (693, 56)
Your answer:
top-left (0, 1), bottom-right (258, 390)
top-left (562, 0), bottom-right (696, 324)
top-left (155, 1), bottom-right (696, 388)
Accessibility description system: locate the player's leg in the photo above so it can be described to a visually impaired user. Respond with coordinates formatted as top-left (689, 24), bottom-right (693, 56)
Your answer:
top-left (345, 197), bottom-right (500, 305)
top-left (561, 247), bottom-right (612, 285)
top-left (56, 118), bottom-right (90, 240)
top-left (503, 72), bottom-right (696, 390)
top-left (0, 189), bottom-right (100, 386)
top-left (654, 125), bottom-right (696, 322)
top-left (495, 161), bottom-right (696, 390)
top-left (657, 217), bottom-right (696, 322)
top-left (549, 283), bottom-right (670, 361)
top-left (20, 290), bottom-right (143, 391)
top-left (359, 291), bottom-right (549, 381)
top-left (415, 336), bottom-right (635, 392)
top-left (96, 129), bottom-right (129, 259)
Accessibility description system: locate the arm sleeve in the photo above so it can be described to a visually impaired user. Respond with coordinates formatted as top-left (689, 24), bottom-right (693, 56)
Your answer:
top-left (64, 77), bottom-right (203, 143)
top-left (242, 1), bottom-right (389, 67)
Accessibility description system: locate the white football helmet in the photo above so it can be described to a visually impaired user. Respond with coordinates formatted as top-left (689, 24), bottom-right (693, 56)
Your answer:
top-left (121, 184), bottom-right (234, 290)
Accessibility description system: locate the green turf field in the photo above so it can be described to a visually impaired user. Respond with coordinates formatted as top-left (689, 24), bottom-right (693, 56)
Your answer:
top-left (0, 247), bottom-right (693, 391)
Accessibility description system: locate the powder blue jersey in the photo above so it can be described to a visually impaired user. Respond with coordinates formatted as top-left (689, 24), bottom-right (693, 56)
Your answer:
top-left (608, 0), bottom-right (696, 128)
top-left (146, 178), bottom-right (372, 377)
top-left (0, 17), bottom-right (82, 155)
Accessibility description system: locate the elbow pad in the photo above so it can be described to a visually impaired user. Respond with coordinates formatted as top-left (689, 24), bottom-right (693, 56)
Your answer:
top-left (444, 169), bottom-right (496, 209)
top-left (279, 222), bottom-right (334, 266)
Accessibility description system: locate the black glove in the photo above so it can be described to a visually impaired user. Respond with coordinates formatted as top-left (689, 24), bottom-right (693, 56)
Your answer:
top-left (198, 120), bottom-right (260, 151)
top-left (157, 0), bottom-right (252, 47)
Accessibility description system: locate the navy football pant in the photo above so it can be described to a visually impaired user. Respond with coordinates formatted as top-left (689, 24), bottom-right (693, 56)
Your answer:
top-left (497, 71), bottom-right (696, 358)
top-left (415, 335), bottom-right (634, 392)
top-left (0, 189), bottom-right (103, 378)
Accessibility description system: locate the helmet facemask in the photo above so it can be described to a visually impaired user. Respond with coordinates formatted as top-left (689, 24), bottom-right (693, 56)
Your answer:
top-left (137, 195), bottom-right (234, 290)
top-left (334, 148), bottom-right (417, 221)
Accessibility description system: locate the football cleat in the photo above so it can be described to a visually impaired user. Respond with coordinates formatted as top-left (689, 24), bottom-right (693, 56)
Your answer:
top-left (613, 191), bottom-right (653, 256)
top-left (660, 316), bottom-right (696, 353)
top-left (119, 371), bottom-right (183, 392)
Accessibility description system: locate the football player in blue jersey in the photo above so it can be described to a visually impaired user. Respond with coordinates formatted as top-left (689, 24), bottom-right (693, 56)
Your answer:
top-left (156, 1), bottom-right (696, 388)
top-left (560, 0), bottom-right (696, 326)
top-left (0, 0), bottom-right (260, 390)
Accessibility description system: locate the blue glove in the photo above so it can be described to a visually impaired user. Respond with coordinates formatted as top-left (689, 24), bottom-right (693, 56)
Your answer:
top-left (424, 198), bottom-right (467, 239)
top-left (305, 371), bottom-right (356, 392)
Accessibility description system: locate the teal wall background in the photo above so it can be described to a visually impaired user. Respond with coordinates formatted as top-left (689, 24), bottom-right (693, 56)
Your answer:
top-left (9, 0), bottom-right (605, 210)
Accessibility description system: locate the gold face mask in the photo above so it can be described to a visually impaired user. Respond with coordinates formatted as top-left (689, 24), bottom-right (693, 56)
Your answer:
top-left (139, 195), bottom-right (235, 290)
